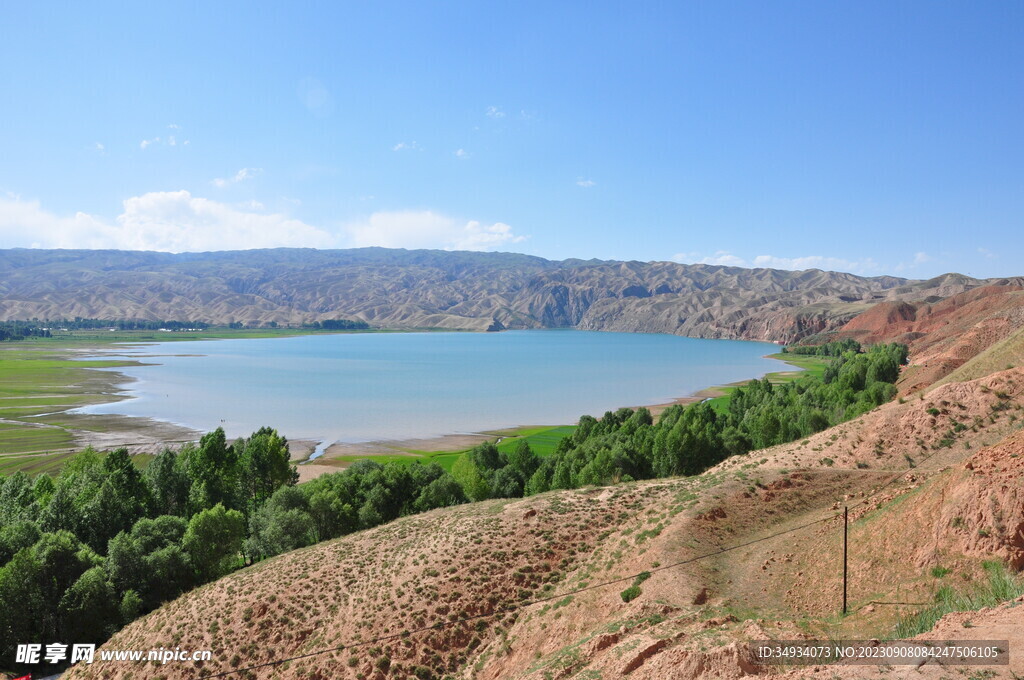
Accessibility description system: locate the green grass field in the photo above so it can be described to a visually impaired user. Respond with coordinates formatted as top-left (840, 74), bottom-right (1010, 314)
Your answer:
top-left (0, 343), bottom-right (142, 458)
top-left (495, 425), bottom-right (576, 456)
top-left (0, 447), bottom-right (154, 477)
top-left (317, 425), bottom-right (578, 473)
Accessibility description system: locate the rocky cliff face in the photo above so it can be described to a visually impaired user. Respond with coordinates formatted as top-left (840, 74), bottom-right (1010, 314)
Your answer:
top-left (0, 248), bottom-right (1013, 343)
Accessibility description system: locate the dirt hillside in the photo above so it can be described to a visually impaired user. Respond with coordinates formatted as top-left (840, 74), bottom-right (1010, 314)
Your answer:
top-left (830, 284), bottom-right (1024, 393)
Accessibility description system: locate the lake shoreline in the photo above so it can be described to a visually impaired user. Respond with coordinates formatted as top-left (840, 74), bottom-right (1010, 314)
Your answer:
top-left (4, 333), bottom-right (802, 479)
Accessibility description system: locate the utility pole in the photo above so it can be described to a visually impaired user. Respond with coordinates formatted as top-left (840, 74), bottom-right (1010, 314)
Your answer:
top-left (842, 506), bottom-right (848, 615)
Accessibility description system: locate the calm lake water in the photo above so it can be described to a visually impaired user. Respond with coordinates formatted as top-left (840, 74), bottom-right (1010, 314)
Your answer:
top-left (75, 330), bottom-right (786, 444)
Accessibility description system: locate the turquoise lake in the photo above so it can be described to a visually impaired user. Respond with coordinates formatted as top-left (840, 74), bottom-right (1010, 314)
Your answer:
top-left (75, 330), bottom-right (787, 444)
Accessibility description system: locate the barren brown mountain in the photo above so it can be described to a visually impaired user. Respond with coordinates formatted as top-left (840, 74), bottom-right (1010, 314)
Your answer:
top-left (2, 248), bottom-right (1018, 342)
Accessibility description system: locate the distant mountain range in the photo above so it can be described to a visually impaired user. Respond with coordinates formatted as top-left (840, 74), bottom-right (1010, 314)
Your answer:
top-left (1, 248), bottom-right (1019, 343)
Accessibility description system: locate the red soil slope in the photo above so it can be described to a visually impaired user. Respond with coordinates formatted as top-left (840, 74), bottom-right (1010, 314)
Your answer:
top-left (834, 284), bottom-right (1024, 393)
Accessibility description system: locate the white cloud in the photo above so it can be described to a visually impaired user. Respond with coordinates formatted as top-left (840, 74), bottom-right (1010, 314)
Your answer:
top-left (700, 251), bottom-right (748, 267)
top-left (0, 192), bottom-right (334, 252)
top-left (392, 141), bottom-right (421, 152)
top-left (672, 251), bottom-right (879, 274)
top-left (0, 195), bottom-right (112, 249)
top-left (94, 142), bottom-right (105, 152)
top-left (978, 247), bottom-right (996, 259)
top-left (752, 254), bottom-right (879, 274)
top-left (672, 250), bottom-right (748, 267)
top-left (486, 106), bottom-right (505, 119)
top-left (576, 178), bottom-right (596, 188)
top-left (0, 196), bottom-right (523, 254)
top-left (454, 148), bottom-right (469, 160)
top-left (211, 167), bottom-right (261, 188)
top-left (140, 124), bottom-right (189, 150)
top-left (346, 210), bottom-right (525, 251)
top-left (894, 251), bottom-right (942, 273)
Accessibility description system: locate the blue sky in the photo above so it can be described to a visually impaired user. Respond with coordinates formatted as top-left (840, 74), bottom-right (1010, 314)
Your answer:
top-left (0, 1), bottom-right (1021, 278)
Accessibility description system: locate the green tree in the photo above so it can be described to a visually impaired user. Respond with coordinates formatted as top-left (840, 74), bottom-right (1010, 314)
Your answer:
top-left (412, 473), bottom-right (466, 512)
top-left (308, 490), bottom-right (357, 542)
top-left (58, 566), bottom-right (120, 644)
top-left (0, 548), bottom-right (47, 660)
top-left (245, 486), bottom-right (315, 560)
top-left (84, 448), bottom-right (152, 552)
top-left (182, 503), bottom-right (245, 581)
top-left (0, 520), bottom-right (41, 564)
top-left (180, 429), bottom-right (240, 515)
top-left (237, 427), bottom-right (297, 514)
top-left (144, 448), bottom-right (190, 516)
top-left (451, 454), bottom-right (490, 501)
top-left (106, 515), bottom-right (190, 610)
top-left (505, 440), bottom-right (540, 479)
top-left (0, 471), bottom-right (36, 526)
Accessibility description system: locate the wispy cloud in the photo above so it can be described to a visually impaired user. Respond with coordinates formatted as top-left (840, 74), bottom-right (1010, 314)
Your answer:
top-left (140, 127), bottom-right (189, 150)
top-left (486, 105), bottom-right (505, 119)
top-left (0, 192), bottom-right (334, 252)
top-left (0, 196), bottom-right (523, 254)
top-left (576, 178), bottom-right (596, 188)
top-left (894, 251), bottom-right (940, 273)
top-left (211, 167), bottom-right (261, 188)
top-left (672, 250), bottom-right (747, 267)
top-left (346, 210), bottom-right (525, 251)
top-left (454, 148), bottom-right (470, 160)
top-left (978, 247), bottom-right (996, 259)
top-left (673, 251), bottom-right (880, 274)
top-left (752, 254), bottom-right (880, 274)
top-left (392, 141), bottom-right (422, 152)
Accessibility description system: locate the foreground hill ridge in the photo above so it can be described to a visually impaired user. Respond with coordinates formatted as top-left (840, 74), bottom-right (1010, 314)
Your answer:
top-left (2, 247), bottom-right (1019, 342)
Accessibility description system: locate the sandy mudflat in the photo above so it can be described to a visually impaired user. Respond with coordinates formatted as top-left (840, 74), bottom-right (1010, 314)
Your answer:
top-left (296, 463), bottom-right (343, 483)
top-left (56, 413), bottom-right (201, 455)
top-left (638, 385), bottom-right (727, 418)
top-left (322, 432), bottom-right (495, 458)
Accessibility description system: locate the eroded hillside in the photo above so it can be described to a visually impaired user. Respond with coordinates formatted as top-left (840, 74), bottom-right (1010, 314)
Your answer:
top-left (1, 248), bottom-right (1014, 342)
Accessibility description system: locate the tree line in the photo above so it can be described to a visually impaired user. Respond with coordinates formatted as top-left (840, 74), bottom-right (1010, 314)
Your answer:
top-left (0, 318), bottom-right (216, 341)
top-left (300, 319), bottom-right (371, 330)
top-left (0, 321), bottom-right (52, 341)
top-left (784, 337), bottom-right (862, 356)
top-left (0, 340), bottom-right (906, 671)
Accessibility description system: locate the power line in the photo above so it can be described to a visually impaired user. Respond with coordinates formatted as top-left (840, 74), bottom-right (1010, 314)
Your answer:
top-left (198, 512), bottom-right (838, 679)
top-left (188, 436), bottom-right (958, 677)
